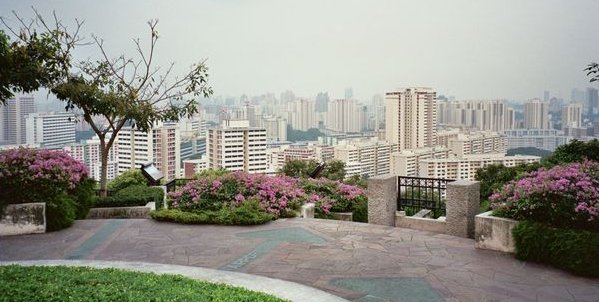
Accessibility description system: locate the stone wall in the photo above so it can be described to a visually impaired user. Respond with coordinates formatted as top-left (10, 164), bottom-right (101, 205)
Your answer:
top-left (0, 203), bottom-right (46, 236)
top-left (474, 211), bottom-right (517, 253)
top-left (366, 175), bottom-right (397, 226)
top-left (86, 204), bottom-right (152, 219)
top-left (395, 212), bottom-right (447, 234)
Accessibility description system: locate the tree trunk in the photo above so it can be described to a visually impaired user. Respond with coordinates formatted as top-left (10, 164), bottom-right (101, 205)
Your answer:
top-left (99, 137), bottom-right (109, 198)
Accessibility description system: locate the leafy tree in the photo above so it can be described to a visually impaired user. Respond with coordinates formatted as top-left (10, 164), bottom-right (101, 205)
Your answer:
top-left (543, 139), bottom-right (599, 167)
top-left (475, 162), bottom-right (540, 202)
top-left (3, 13), bottom-right (213, 197)
top-left (0, 10), bottom-right (78, 104)
top-left (286, 126), bottom-right (324, 142)
top-left (279, 159), bottom-right (319, 178)
top-left (322, 160), bottom-right (346, 181)
top-left (506, 147), bottom-right (552, 158)
top-left (585, 62), bottom-right (599, 83)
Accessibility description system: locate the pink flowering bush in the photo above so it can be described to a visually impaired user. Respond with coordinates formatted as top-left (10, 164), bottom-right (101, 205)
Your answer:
top-left (300, 178), bottom-right (368, 222)
top-left (0, 148), bottom-right (94, 231)
top-left (166, 170), bottom-right (369, 222)
top-left (490, 160), bottom-right (599, 230)
top-left (168, 171), bottom-right (303, 218)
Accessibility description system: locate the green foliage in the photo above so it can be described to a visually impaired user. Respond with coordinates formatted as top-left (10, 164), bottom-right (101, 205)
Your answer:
top-left (107, 169), bottom-right (148, 192)
top-left (323, 160), bottom-right (346, 181)
top-left (0, 27), bottom-right (68, 104)
top-left (344, 174), bottom-right (368, 188)
top-left (0, 265), bottom-right (288, 302)
top-left (543, 139), bottom-right (599, 167)
top-left (512, 221), bottom-right (599, 277)
top-left (151, 201), bottom-right (274, 225)
top-left (45, 193), bottom-right (76, 232)
top-left (194, 168), bottom-right (230, 180)
top-left (279, 159), bottom-right (319, 178)
top-left (286, 126), bottom-right (324, 142)
top-left (352, 198), bottom-right (368, 223)
top-left (73, 178), bottom-right (97, 219)
top-left (279, 159), bottom-right (346, 181)
top-left (506, 147), bottom-right (553, 158)
top-left (95, 185), bottom-right (164, 208)
top-left (585, 62), bottom-right (599, 83)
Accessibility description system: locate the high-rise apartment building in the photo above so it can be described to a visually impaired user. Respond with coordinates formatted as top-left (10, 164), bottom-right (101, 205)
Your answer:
top-left (315, 92), bottom-right (329, 113)
top-left (116, 123), bottom-right (181, 181)
top-left (385, 87), bottom-right (437, 151)
top-left (0, 95), bottom-right (35, 145)
top-left (445, 131), bottom-right (506, 158)
top-left (524, 99), bottom-right (550, 129)
top-left (587, 87), bottom-right (599, 121)
top-left (258, 115), bottom-right (287, 142)
top-left (207, 119), bottom-right (267, 173)
top-left (286, 99), bottom-right (316, 131)
top-left (333, 138), bottom-right (397, 177)
top-left (562, 103), bottom-right (583, 128)
top-left (437, 100), bottom-right (515, 131)
top-left (25, 112), bottom-right (76, 149)
top-left (326, 99), bottom-right (364, 133)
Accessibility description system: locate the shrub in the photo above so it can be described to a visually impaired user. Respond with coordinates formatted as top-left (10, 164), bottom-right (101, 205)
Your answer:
top-left (151, 201), bottom-right (274, 225)
top-left (169, 172), bottom-right (303, 217)
top-left (301, 178), bottom-right (367, 220)
top-left (0, 148), bottom-right (93, 231)
top-left (95, 185), bottom-right (164, 208)
top-left (490, 160), bottom-right (599, 231)
top-left (512, 221), bottom-right (599, 277)
top-left (107, 169), bottom-right (147, 192)
top-left (475, 162), bottom-right (540, 210)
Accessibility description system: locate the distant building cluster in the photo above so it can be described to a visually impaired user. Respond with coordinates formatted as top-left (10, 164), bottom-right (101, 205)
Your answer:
top-left (2, 83), bottom-right (598, 182)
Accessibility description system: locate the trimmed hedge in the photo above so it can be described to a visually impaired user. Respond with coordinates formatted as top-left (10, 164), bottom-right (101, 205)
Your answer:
top-left (151, 202), bottom-right (274, 225)
top-left (0, 265), bottom-right (288, 302)
top-left (512, 221), bottom-right (599, 277)
top-left (95, 185), bottom-right (164, 208)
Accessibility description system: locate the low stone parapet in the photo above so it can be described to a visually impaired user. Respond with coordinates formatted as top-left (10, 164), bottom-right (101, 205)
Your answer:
top-left (86, 202), bottom-right (153, 219)
top-left (474, 211), bottom-right (517, 253)
top-left (395, 212), bottom-right (446, 234)
top-left (0, 203), bottom-right (46, 236)
top-left (331, 212), bottom-right (353, 222)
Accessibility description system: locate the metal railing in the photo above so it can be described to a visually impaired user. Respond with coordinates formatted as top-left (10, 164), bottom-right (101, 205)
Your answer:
top-left (397, 176), bottom-right (455, 218)
top-left (165, 178), bottom-right (194, 193)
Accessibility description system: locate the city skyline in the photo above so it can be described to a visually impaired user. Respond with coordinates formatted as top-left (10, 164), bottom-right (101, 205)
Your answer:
top-left (1, 0), bottom-right (598, 103)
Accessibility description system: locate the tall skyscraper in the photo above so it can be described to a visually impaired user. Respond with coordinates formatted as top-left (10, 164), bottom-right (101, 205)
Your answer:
top-left (315, 92), bottom-right (329, 113)
top-left (344, 87), bottom-right (354, 99)
top-left (587, 87), bottom-right (599, 121)
top-left (116, 122), bottom-right (181, 181)
top-left (524, 98), bottom-right (549, 129)
top-left (286, 99), bottom-right (316, 131)
top-left (25, 112), bottom-right (76, 149)
top-left (326, 98), bottom-right (364, 133)
top-left (562, 103), bottom-right (583, 128)
top-left (385, 87), bottom-right (437, 151)
top-left (0, 94), bottom-right (35, 145)
top-left (207, 119), bottom-right (267, 173)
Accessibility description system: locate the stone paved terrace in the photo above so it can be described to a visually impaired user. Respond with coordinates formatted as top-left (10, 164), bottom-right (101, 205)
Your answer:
top-left (1, 218), bottom-right (598, 301)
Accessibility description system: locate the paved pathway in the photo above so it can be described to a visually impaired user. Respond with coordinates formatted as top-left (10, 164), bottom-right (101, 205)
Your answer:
top-left (1, 218), bottom-right (598, 301)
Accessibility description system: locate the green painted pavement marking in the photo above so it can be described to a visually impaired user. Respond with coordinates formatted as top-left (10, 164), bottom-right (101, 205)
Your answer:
top-left (66, 220), bottom-right (125, 260)
top-left (221, 227), bottom-right (326, 271)
top-left (331, 277), bottom-right (444, 302)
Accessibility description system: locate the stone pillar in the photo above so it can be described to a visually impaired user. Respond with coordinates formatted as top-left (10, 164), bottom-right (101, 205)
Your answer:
top-left (300, 203), bottom-right (315, 219)
top-left (367, 174), bottom-right (397, 226)
top-left (446, 180), bottom-right (480, 238)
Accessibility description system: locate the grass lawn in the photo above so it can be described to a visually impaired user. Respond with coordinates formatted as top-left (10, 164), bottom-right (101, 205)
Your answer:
top-left (0, 265), bottom-right (288, 302)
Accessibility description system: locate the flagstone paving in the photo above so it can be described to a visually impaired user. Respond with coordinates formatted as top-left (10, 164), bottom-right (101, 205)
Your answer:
top-left (1, 218), bottom-right (598, 301)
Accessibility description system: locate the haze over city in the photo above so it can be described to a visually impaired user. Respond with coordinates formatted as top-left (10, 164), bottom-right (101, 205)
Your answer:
top-left (1, 0), bottom-right (598, 101)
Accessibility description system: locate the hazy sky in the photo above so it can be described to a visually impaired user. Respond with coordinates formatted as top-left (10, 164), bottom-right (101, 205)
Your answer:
top-left (1, 0), bottom-right (598, 102)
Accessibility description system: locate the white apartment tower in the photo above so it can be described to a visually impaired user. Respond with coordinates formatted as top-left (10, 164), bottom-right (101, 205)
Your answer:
top-left (326, 99), bottom-right (364, 133)
top-left (0, 95), bottom-right (35, 145)
top-left (333, 138), bottom-right (397, 177)
top-left (385, 87), bottom-right (437, 151)
top-left (524, 99), bottom-right (550, 129)
top-left (562, 103), bottom-right (583, 128)
top-left (116, 123), bottom-right (181, 181)
top-left (287, 99), bottom-right (316, 131)
top-left (25, 112), bottom-right (76, 149)
top-left (207, 119), bottom-right (267, 173)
